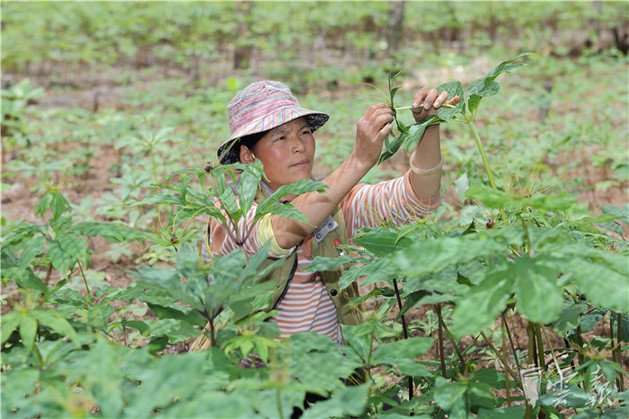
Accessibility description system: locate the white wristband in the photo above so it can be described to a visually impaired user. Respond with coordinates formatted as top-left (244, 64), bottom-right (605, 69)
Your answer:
top-left (409, 150), bottom-right (443, 176)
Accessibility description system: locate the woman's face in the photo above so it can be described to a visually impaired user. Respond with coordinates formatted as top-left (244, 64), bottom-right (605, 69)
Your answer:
top-left (244, 117), bottom-right (316, 191)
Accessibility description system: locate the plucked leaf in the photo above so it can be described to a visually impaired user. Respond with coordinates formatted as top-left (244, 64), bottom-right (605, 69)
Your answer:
top-left (467, 53), bottom-right (528, 115)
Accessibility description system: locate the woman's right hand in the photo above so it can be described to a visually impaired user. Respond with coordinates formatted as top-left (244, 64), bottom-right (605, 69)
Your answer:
top-left (353, 104), bottom-right (394, 169)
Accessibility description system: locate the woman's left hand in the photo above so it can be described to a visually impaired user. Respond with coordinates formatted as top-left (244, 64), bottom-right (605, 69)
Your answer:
top-left (411, 88), bottom-right (461, 124)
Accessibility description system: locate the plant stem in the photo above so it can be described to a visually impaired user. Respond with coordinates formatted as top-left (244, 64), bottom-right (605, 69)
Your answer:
top-left (479, 331), bottom-right (523, 390)
top-left (394, 103), bottom-right (456, 111)
top-left (503, 312), bottom-right (522, 369)
top-left (614, 312), bottom-right (625, 391)
top-left (77, 260), bottom-right (92, 303)
top-left (527, 323), bottom-right (538, 367)
top-left (503, 317), bottom-right (512, 407)
top-left (438, 308), bottom-right (467, 370)
top-left (436, 304), bottom-right (447, 378)
top-left (392, 278), bottom-right (413, 400)
top-left (276, 388), bottom-right (284, 419)
top-left (466, 118), bottom-right (507, 221)
top-left (44, 262), bottom-right (53, 284)
top-left (519, 214), bottom-right (533, 257)
top-left (535, 324), bottom-right (545, 371)
top-left (209, 317), bottom-right (216, 348)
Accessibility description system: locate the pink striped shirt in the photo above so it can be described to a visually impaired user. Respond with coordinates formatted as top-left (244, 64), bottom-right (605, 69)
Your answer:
top-left (206, 171), bottom-right (440, 343)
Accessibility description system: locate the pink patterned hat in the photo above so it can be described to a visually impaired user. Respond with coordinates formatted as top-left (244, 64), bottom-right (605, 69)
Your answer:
top-left (218, 80), bottom-right (329, 164)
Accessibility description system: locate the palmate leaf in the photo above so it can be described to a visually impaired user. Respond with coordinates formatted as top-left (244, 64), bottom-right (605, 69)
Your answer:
top-left (301, 384), bottom-right (370, 419)
top-left (513, 256), bottom-right (563, 323)
top-left (466, 53), bottom-right (529, 115)
top-left (402, 115), bottom-right (443, 153)
top-left (237, 160), bottom-right (264, 220)
top-left (73, 221), bottom-right (146, 242)
top-left (255, 178), bottom-right (328, 220)
top-left (466, 184), bottom-right (576, 211)
top-left (543, 243), bottom-right (629, 313)
top-left (353, 229), bottom-right (415, 256)
top-left (451, 264), bottom-right (513, 337)
top-left (31, 309), bottom-right (80, 347)
top-left (437, 80), bottom-right (465, 120)
top-left (379, 131), bottom-right (407, 164)
top-left (389, 234), bottom-right (508, 277)
top-left (371, 337), bottom-right (434, 374)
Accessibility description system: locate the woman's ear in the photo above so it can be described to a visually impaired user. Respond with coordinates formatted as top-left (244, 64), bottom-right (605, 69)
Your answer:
top-left (239, 145), bottom-right (256, 164)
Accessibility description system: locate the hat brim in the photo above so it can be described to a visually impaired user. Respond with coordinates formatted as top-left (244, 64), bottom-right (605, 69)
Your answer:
top-left (218, 110), bottom-right (329, 165)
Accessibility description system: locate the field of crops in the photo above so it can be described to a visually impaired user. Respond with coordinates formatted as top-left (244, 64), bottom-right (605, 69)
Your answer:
top-left (2, 1), bottom-right (628, 418)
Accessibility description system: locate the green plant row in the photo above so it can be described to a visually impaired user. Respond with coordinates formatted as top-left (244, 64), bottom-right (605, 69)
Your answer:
top-left (2, 54), bottom-right (628, 418)
top-left (2, 1), bottom-right (626, 72)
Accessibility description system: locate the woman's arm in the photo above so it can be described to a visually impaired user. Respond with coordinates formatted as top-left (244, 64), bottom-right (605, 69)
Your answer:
top-left (272, 104), bottom-right (394, 250)
top-left (408, 88), bottom-right (461, 199)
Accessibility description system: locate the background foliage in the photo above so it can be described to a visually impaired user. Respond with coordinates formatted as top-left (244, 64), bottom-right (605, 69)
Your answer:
top-left (2, 1), bottom-right (628, 418)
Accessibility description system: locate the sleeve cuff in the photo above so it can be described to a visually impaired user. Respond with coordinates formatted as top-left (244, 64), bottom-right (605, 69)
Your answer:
top-left (257, 213), bottom-right (293, 257)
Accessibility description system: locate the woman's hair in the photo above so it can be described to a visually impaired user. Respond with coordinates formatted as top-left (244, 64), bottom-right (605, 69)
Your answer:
top-left (237, 130), bottom-right (267, 161)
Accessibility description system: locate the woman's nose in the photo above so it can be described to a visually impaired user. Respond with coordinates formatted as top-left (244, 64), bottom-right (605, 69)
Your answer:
top-left (290, 135), bottom-right (305, 152)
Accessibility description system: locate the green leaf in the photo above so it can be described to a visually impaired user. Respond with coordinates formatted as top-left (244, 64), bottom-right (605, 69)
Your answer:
top-left (73, 221), bottom-right (145, 242)
top-left (47, 240), bottom-right (74, 274)
top-left (372, 337), bottom-right (435, 376)
top-left (19, 314), bottom-right (38, 353)
top-left (513, 256), bottom-right (563, 323)
top-left (552, 301), bottom-right (588, 337)
top-left (466, 53), bottom-right (529, 115)
top-left (353, 230), bottom-right (414, 256)
top-left (452, 265), bottom-right (513, 337)
top-left (18, 235), bottom-right (46, 269)
top-left (58, 233), bottom-right (88, 263)
top-left (432, 377), bottom-right (468, 413)
top-left (237, 162), bottom-right (263, 218)
top-left (379, 131), bottom-right (407, 164)
top-left (466, 184), bottom-right (575, 211)
top-left (602, 204), bottom-right (629, 224)
top-left (403, 115), bottom-right (443, 152)
top-left (218, 187), bottom-right (241, 222)
top-left (338, 258), bottom-right (397, 290)
top-left (477, 406), bottom-right (527, 418)
top-left (437, 80), bottom-right (465, 120)
top-left (128, 193), bottom-right (184, 206)
top-left (390, 235), bottom-right (506, 276)
top-left (31, 309), bottom-right (80, 347)
top-left (49, 192), bottom-right (72, 220)
top-left (1, 311), bottom-right (20, 345)
top-left (305, 255), bottom-right (358, 272)
top-left (147, 303), bottom-right (206, 326)
top-left (255, 179), bottom-right (327, 217)
top-left (263, 202), bottom-right (310, 224)
top-left (301, 384), bottom-right (369, 419)
top-left (8, 266), bottom-right (50, 295)
top-left (570, 258), bottom-right (629, 313)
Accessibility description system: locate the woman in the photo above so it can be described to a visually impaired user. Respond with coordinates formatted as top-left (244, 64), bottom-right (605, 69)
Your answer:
top-left (199, 80), bottom-right (459, 349)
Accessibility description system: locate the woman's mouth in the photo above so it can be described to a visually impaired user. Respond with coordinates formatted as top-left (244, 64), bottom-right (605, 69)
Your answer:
top-left (291, 159), bottom-right (309, 168)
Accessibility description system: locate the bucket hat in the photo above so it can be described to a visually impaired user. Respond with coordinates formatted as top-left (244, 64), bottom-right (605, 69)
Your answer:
top-left (218, 80), bottom-right (329, 165)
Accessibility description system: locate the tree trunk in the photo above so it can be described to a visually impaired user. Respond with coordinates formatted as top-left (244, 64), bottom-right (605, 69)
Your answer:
top-left (385, 0), bottom-right (405, 57)
top-left (233, 0), bottom-right (253, 70)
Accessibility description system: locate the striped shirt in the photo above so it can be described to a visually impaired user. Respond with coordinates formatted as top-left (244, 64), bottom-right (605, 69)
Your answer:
top-left (206, 171), bottom-right (440, 344)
